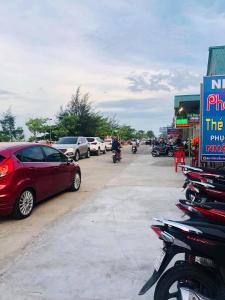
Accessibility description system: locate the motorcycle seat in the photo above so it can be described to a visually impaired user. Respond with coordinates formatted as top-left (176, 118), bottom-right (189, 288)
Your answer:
top-left (195, 202), bottom-right (225, 210)
top-left (168, 220), bottom-right (225, 242)
top-left (212, 183), bottom-right (225, 192)
top-left (202, 167), bottom-right (225, 176)
top-left (173, 220), bottom-right (225, 240)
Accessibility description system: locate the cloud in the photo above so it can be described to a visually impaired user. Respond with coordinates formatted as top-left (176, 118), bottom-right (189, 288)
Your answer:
top-left (0, 89), bottom-right (15, 96)
top-left (95, 98), bottom-right (173, 133)
top-left (127, 70), bottom-right (201, 92)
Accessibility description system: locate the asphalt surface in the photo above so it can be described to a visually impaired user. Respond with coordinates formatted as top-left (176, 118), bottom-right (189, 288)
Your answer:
top-left (0, 145), bottom-right (184, 300)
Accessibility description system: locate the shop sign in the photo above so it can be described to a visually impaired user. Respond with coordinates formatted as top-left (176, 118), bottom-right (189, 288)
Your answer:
top-left (201, 75), bottom-right (225, 161)
top-left (159, 127), bottom-right (167, 133)
top-left (176, 118), bottom-right (189, 128)
top-left (167, 128), bottom-right (181, 138)
top-left (188, 114), bottom-right (200, 124)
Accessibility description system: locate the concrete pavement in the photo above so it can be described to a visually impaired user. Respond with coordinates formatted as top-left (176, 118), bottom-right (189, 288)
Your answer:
top-left (0, 146), bottom-right (184, 300)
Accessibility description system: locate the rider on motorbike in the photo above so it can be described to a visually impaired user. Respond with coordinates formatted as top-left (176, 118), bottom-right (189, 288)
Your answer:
top-left (112, 137), bottom-right (121, 156)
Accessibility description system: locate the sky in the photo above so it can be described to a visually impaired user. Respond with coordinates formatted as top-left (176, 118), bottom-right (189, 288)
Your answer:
top-left (1, 0), bottom-right (225, 136)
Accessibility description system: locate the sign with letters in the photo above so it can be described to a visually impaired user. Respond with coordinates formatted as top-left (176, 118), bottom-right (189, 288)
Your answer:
top-left (201, 75), bottom-right (225, 161)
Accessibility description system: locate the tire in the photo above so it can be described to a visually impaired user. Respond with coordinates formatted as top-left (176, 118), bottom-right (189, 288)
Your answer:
top-left (13, 189), bottom-right (35, 219)
top-left (103, 147), bottom-right (106, 154)
top-left (185, 188), bottom-right (197, 202)
top-left (97, 147), bottom-right (100, 156)
top-left (70, 172), bottom-right (81, 191)
top-left (167, 150), bottom-right (174, 157)
top-left (152, 151), bottom-right (159, 157)
top-left (154, 264), bottom-right (218, 300)
top-left (74, 151), bottom-right (80, 161)
top-left (113, 156), bottom-right (117, 163)
top-left (86, 149), bottom-right (90, 158)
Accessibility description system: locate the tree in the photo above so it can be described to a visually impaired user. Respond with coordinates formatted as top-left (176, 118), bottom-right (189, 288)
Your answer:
top-left (118, 125), bottom-right (136, 140)
top-left (57, 87), bottom-right (105, 137)
top-left (146, 130), bottom-right (155, 139)
top-left (26, 118), bottom-right (48, 141)
top-left (0, 109), bottom-right (24, 141)
top-left (136, 130), bottom-right (147, 140)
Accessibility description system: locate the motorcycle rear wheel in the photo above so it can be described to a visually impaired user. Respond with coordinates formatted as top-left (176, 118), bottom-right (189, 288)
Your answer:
top-left (154, 264), bottom-right (218, 300)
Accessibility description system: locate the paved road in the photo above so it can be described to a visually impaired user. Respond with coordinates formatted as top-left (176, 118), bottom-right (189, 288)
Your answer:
top-left (0, 145), bottom-right (183, 300)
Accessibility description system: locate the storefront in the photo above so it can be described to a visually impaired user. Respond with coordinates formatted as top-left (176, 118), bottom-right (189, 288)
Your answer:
top-left (174, 94), bottom-right (200, 141)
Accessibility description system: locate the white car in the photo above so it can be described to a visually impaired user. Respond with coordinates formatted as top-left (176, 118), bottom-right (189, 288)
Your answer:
top-left (104, 138), bottom-right (112, 151)
top-left (87, 137), bottom-right (106, 155)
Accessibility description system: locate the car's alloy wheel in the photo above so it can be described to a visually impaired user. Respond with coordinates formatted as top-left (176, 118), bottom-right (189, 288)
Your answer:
top-left (86, 149), bottom-right (90, 158)
top-left (70, 172), bottom-right (81, 191)
top-left (14, 189), bottom-right (34, 219)
top-left (75, 151), bottom-right (80, 161)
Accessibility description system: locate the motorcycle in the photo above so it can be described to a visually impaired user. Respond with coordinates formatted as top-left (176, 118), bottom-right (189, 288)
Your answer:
top-left (180, 165), bottom-right (225, 201)
top-left (177, 199), bottom-right (225, 224)
top-left (112, 150), bottom-right (121, 163)
top-left (151, 144), bottom-right (174, 157)
top-left (132, 145), bottom-right (137, 154)
top-left (139, 217), bottom-right (225, 299)
top-left (187, 180), bottom-right (225, 203)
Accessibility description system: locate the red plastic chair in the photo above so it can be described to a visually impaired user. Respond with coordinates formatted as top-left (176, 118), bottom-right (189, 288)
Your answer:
top-left (174, 147), bottom-right (185, 172)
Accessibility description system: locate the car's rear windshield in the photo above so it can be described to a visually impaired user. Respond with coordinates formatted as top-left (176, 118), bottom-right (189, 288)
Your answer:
top-left (56, 137), bottom-right (78, 144)
top-left (0, 155), bottom-right (5, 163)
top-left (87, 138), bottom-right (94, 142)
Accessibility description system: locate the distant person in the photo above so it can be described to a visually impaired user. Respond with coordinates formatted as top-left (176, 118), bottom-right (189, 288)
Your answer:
top-left (112, 137), bottom-right (121, 154)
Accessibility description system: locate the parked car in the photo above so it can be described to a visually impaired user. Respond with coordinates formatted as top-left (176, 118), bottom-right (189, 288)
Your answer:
top-left (86, 137), bottom-right (106, 155)
top-left (0, 143), bottom-right (81, 219)
top-left (104, 138), bottom-right (112, 151)
top-left (54, 136), bottom-right (90, 161)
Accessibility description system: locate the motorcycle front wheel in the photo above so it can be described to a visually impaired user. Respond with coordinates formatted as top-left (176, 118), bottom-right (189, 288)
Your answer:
top-left (185, 188), bottom-right (197, 202)
top-left (154, 264), bottom-right (218, 300)
top-left (167, 150), bottom-right (174, 157)
top-left (152, 151), bottom-right (159, 157)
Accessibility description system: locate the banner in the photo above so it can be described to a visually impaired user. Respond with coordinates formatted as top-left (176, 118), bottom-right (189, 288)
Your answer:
top-left (201, 75), bottom-right (225, 161)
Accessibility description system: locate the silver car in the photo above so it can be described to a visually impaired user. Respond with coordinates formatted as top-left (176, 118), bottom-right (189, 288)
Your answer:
top-left (54, 136), bottom-right (90, 161)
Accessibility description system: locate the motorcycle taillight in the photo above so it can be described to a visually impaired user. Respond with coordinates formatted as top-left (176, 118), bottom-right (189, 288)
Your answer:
top-left (151, 225), bottom-right (162, 237)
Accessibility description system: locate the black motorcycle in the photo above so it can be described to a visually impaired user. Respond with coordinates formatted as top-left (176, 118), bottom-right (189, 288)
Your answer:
top-left (132, 145), bottom-right (137, 154)
top-left (139, 217), bottom-right (225, 299)
top-left (151, 144), bottom-right (174, 157)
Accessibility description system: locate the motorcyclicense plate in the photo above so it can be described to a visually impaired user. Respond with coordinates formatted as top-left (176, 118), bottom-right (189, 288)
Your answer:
top-left (153, 249), bottom-right (166, 271)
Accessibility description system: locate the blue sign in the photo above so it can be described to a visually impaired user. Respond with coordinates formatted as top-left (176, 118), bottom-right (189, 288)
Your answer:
top-left (201, 75), bottom-right (225, 161)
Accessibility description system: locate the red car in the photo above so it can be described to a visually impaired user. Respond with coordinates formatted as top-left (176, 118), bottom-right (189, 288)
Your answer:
top-left (0, 143), bottom-right (81, 219)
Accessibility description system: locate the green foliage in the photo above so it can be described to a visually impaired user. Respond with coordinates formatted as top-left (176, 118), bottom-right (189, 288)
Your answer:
top-left (147, 130), bottom-right (155, 139)
top-left (0, 109), bottom-right (24, 141)
top-left (26, 118), bottom-right (48, 141)
top-left (118, 125), bottom-right (136, 140)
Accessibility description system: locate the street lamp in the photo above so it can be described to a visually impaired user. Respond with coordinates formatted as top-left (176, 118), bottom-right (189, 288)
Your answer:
top-left (47, 118), bottom-right (53, 143)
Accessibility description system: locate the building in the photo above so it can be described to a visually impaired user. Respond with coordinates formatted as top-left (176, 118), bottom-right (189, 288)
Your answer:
top-left (174, 94), bottom-right (200, 140)
top-left (207, 45), bottom-right (225, 76)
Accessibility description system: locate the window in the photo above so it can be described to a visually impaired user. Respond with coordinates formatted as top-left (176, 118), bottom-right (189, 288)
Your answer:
top-left (82, 137), bottom-right (87, 143)
top-left (42, 146), bottom-right (67, 162)
top-left (56, 137), bottom-right (78, 144)
top-left (87, 138), bottom-right (94, 142)
top-left (19, 147), bottom-right (45, 162)
top-left (0, 155), bottom-right (5, 163)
